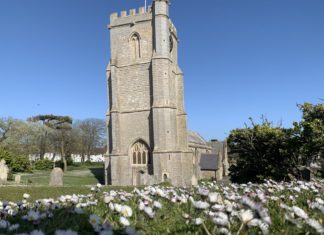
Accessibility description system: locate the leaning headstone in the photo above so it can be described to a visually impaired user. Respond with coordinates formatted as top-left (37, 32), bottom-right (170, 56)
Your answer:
top-left (0, 159), bottom-right (9, 185)
top-left (15, 174), bottom-right (21, 184)
top-left (49, 167), bottom-right (64, 186)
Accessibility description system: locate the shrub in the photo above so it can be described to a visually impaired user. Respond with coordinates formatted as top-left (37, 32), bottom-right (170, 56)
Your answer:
top-left (66, 155), bottom-right (74, 166)
top-left (7, 171), bottom-right (14, 181)
top-left (0, 148), bottom-right (12, 165)
top-left (228, 103), bottom-right (324, 183)
top-left (296, 103), bottom-right (324, 162)
top-left (34, 159), bottom-right (53, 170)
top-left (54, 156), bottom-right (74, 170)
top-left (10, 155), bottom-right (32, 173)
top-left (0, 148), bottom-right (31, 173)
top-left (228, 119), bottom-right (300, 183)
top-left (54, 160), bottom-right (64, 169)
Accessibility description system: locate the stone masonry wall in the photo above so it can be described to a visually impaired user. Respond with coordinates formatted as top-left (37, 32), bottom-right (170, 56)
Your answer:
top-left (106, 1), bottom-right (196, 186)
top-left (117, 63), bottom-right (151, 111)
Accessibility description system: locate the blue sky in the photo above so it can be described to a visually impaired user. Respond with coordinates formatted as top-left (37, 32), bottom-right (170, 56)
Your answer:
top-left (0, 0), bottom-right (323, 140)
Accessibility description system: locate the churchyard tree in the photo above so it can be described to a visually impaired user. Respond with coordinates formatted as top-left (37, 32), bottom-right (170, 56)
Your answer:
top-left (228, 102), bottom-right (324, 183)
top-left (0, 120), bottom-right (34, 173)
top-left (293, 103), bottom-right (324, 177)
top-left (74, 118), bottom-right (106, 162)
top-left (0, 118), bottom-right (13, 143)
top-left (29, 115), bottom-right (73, 172)
top-left (228, 118), bottom-right (300, 183)
top-left (294, 102), bottom-right (324, 163)
top-left (27, 116), bottom-right (53, 160)
top-left (0, 119), bottom-right (38, 156)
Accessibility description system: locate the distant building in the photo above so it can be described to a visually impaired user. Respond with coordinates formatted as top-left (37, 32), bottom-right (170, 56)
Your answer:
top-left (199, 153), bottom-right (221, 179)
top-left (208, 140), bottom-right (230, 179)
top-left (188, 132), bottom-right (229, 181)
top-left (29, 153), bottom-right (104, 163)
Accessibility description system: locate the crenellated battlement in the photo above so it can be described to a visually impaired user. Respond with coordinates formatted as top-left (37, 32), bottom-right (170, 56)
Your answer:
top-left (110, 6), bottom-right (152, 23)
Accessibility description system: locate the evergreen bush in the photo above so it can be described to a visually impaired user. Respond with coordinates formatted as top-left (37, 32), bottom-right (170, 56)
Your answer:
top-left (0, 148), bottom-right (31, 173)
top-left (34, 159), bottom-right (53, 170)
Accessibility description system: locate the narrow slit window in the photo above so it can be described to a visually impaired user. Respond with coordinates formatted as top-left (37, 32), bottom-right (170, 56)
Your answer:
top-left (131, 34), bottom-right (141, 59)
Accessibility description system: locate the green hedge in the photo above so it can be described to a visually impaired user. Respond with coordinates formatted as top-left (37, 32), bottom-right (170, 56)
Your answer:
top-left (0, 148), bottom-right (12, 165)
top-left (34, 159), bottom-right (53, 170)
top-left (0, 148), bottom-right (32, 173)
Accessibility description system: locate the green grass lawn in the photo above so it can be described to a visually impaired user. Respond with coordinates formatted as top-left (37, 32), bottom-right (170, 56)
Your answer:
top-left (0, 164), bottom-right (134, 202)
top-left (0, 185), bottom-right (134, 201)
top-left (20, 170), bottom-right (102, 186)
top-left (17, 164), bottom-right (105, 186)
top-left (0, 186), bottom-right (92, 201)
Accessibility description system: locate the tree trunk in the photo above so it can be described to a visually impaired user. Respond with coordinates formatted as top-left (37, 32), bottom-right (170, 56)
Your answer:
top-left (39, 144), bottom-right (45, 160)
top-left (51, 153), bottom-right (56, 168)
top-left (39, 123), bottom-right (48, 160)
top-left (62, 155), bottom-right (67, 172)
top-left (61, 137), bottom-right (67, 172)
top-left (51, 152), bottom-right (56, 161)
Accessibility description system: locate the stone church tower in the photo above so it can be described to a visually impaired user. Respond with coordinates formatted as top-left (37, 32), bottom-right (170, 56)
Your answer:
top-left (105, 0), bottom-right (195, 186)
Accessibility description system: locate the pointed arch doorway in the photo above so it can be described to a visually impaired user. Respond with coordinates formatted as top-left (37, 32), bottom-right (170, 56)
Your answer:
top-left (130, 140), bottom-right (151, 186)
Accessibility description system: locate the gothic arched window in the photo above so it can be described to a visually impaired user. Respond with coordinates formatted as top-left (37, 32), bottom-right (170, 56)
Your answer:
top-left (131, 141), bottom-right (149, 165)
top-left (130, 33), bottom-right (141, 59)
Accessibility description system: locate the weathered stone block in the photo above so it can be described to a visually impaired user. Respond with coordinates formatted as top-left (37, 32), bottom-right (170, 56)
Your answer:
top-left (15, 175), bottom-right (21, 184)
top-left (49, 167), bottom-right (64, 186)
top-left (0, 160), bottom-right (9, 185)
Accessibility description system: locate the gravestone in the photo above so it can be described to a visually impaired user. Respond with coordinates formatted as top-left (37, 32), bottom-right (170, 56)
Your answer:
top-left (15, 175), bottom-right (21, 184)
top-left (0, 160), bottom-right (9, 185)
top-left (49, 167), bottom-right (64, 186)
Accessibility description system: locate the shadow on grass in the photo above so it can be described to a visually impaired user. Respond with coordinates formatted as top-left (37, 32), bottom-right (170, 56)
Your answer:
top-left (89, 168), bottom-right (105, 184)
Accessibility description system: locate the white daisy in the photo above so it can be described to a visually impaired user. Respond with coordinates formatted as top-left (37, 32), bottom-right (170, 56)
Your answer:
top-left (121, 205), bottom-right (133, 217)
top-left (193, 217), bottom-right (203, 225)
top-left (292, 206), bottom-right (308, 220)
top-left (119, 216), bottom-right (130, 226)
top-left (144, 206), bottom-right (155, 218)
top-left (153, 201), bottom-right (162, 209)
top-left (89, 214), bottom-right (101, 227)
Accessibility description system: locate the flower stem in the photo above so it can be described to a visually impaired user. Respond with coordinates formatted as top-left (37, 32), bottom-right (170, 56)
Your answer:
top-left (202, 222), bottom-right (212, 235)
top-left (236, 223), bottom-right (244, 235)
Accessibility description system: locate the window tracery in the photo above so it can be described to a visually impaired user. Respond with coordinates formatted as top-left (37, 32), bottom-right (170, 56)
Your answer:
top-left (131, 141), bottom-right (150, 165)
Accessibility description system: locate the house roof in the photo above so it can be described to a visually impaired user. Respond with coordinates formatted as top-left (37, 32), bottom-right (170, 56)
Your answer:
top-left (199, 153), bottom-right (219, 170)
